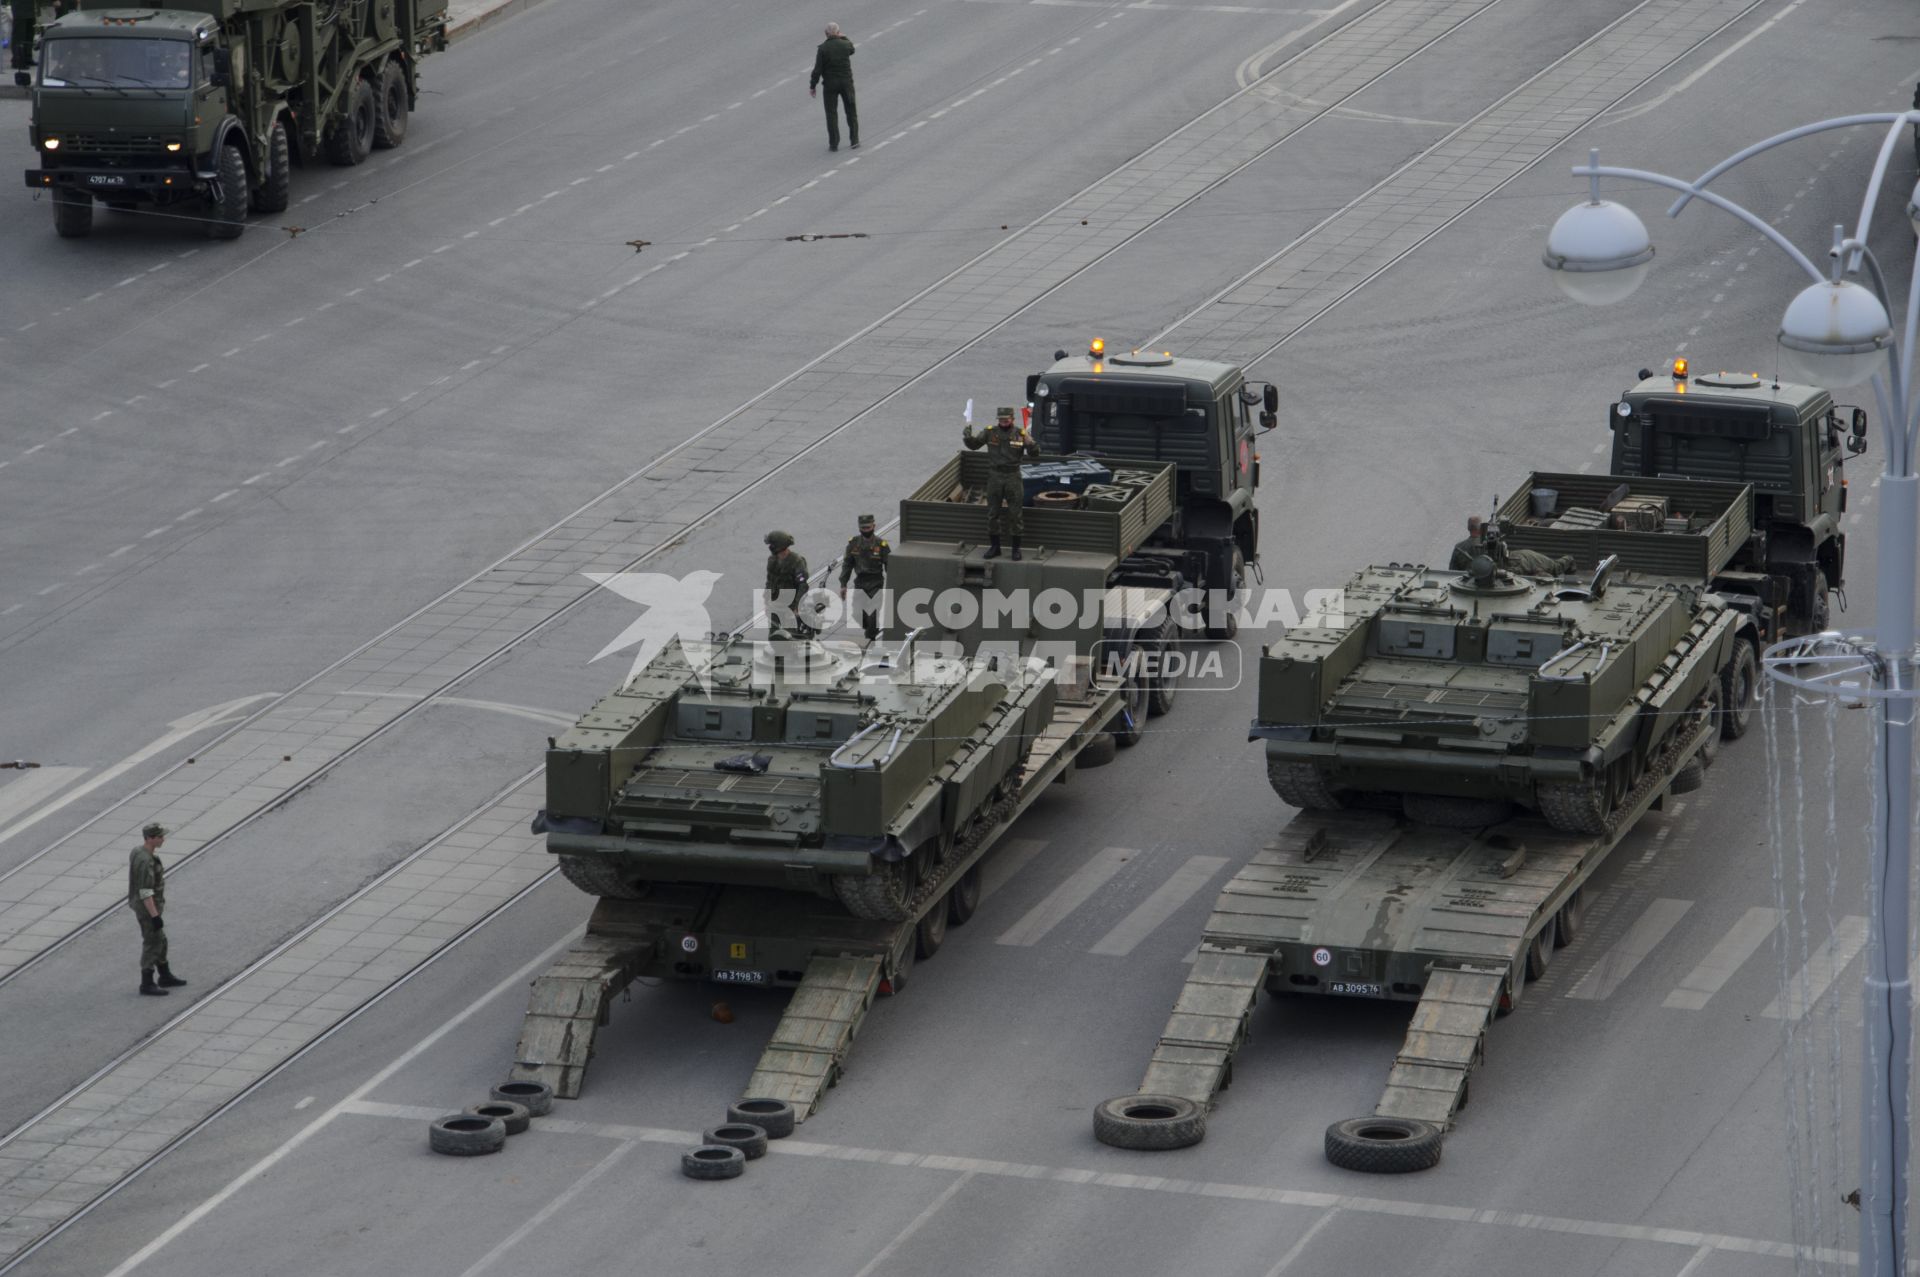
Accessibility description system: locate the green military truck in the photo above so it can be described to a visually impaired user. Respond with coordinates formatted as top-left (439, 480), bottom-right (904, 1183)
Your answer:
top-left (1026, 339), bottom-right (1277, 638)
top-left (24, 0), bottom-right (446, 239)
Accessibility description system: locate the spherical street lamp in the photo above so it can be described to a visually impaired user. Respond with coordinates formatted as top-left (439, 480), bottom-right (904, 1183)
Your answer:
top-left (1777, 278), bottom-right (1893, 385)
top-left (1541, 199), bottom-right (1654, 306)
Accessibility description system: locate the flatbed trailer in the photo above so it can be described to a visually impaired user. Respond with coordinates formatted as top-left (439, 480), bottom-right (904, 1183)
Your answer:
top-left (510, 646), bottom-right (1129, 1121)
top-left (1097, 691), bottom-right (1717, 1170)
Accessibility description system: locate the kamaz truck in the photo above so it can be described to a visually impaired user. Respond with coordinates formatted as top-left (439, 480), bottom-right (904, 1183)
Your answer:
top-left (24, 0), bottom-right (446, 239)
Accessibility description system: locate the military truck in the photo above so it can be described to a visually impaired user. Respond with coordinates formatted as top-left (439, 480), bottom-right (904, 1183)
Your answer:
top-left (1026, 339), bottom-right (1277, 638)
top-left (24, 0), bottom-right (446, 239)
top-left (512, 452), bottom-right (1180, 1120)
top-left (1608, 362), bottom-right (1864, 638)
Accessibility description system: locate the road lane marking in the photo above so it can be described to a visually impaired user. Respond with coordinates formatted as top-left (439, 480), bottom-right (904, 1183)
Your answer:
top-left (1663, 906), bottom-right (1780, 1010)
top-left (1763, 916), bottom-right (1868, 1020)
top-left (997, 846), bottom-right (1132, 946)
top-left (851, 1172), bottom-right (976, 1277)
top-left (1264, 1208), bottom-right (1340, 1276)
top-left (456, 1141), bottom-right (638, 1277)
top-left (979, 838), bottom-right (1045, 901)
top-left (1565, 898), bottom-right (1692, 1000)
top-left (0, 768), bottom-right (88, 828)
top-left (1090, 855), bottom-right (1227, 956)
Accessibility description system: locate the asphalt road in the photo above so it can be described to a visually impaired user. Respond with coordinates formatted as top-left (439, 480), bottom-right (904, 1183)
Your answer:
top-left (1, 0), bottom-right (1917, 1272)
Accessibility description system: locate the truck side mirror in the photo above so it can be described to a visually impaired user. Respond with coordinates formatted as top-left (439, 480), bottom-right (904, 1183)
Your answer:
top-left (1024, 374), bottom-right (1039, 402)
top-left (1258, 410), bottom-right (1276, 431)
top-left (1849, 407), bottom-right (1869, 454)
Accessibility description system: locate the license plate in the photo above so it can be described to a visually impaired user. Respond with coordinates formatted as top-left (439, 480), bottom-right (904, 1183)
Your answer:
top-left (712, 969), bottom-right (766, 985)
top-left (1330, 981), bottom-right (1386, 997)
top-left (87, 175), bottom-right (126, 186)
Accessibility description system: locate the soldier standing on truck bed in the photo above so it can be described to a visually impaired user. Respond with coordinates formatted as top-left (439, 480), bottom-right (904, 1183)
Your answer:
top-left (838, 513), bottom-right (890, 642)
top-left (964, 406), bottom-right (1039, 560)
top-left (808, 22), bottom-right (858, 152)
top-left (1447, 514), bottom-right (1574, 577)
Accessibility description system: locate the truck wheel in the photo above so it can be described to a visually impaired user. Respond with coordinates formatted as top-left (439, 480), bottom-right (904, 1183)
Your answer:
top-left (1697, 684), bottom-right (1722, 767)
top-left (947, 865), bottom-right (981, 926)
top-left (374, 60), bottom-right (409, 149)
top-left (1554, 886), bottom-right (1584, 947)
top-left (326, 77), bottom-right (377, 166)
top-left (1206, 549), bottom-right (1246, 641)
top-left (1718, 639), bottom-right (1757, 741)
top-left (1524, 914), bottom-right (1557, 980)
top-left (427, 1113), bottom-right (505, 1156)
top-left (1669, 757), bottom-right (1706, 795)
top-left (916, 889), bottom-right (949, 958)
top-left (726, 1097), bottom-right (796, 1139)
top-left (1093, 1094), bottom-right (1206, 1151)
top-left (1324, 1117), bottom-right (1442, 1173)
top-left (1147, 618), bottom-right (1178, 717)
top-left (681, 1145), bottom-right (745, 1181)
top-left (1111, 676), bottom-right (1147, 747)
top-left (52, 188), bottom-right (93, 239)
top-left (205, 143), bottom-right (248, 240)
top-left (1810, 577), bottom-right (1831, 633)
top-left (251, 119), bottom-right (291, 214)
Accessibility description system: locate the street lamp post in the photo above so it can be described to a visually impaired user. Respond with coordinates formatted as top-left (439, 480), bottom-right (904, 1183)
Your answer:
top-left (1543, 119), bottom-right (1920, 1277)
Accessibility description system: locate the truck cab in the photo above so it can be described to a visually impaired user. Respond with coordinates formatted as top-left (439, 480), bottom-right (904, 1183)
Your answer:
top-left (1027, 341), bottom-right (1275, 634)
top-left (1612, 361), bottom-right (1866, 636)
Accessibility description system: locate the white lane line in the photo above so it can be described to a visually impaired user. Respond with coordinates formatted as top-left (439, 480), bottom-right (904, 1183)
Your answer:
top-left (979, 837), bottom-right (1046, 902)
top-left (1, 604), bottom-right (20, 616)
top-left (375, 273), bottom-right (394, 282)
top-left (455, 1141), bottom-right (638, 1277)
top-left (461, 359), bottom-right (483, 371)
top-left (1263, 1209), bottom-right (1340, 1277)
top-left (283, 316), bottom-right (305, 327)
top-left (75, 563), bottom-right (100, 575)
top-left (108, 544), bottom-right (135, 557)
top-left (0, 768), bottom-right (88, 827)
top-left (221, 347), bottom-right (241, 358)
top-left (1663, 907), bottom-right (1781, 1010)
top-left (57, 427), bottom-right (78, 437)
top-left (1763, 916), bottom-right (1869, 1021)
top-left (115, 276), bottom-right (138, 288)
top-left (850, 1172), bottom-right (976, 1277)
top-left (211, 490), bottom-right (238, 503)
top-left (1564, 898), bottom-right (1693, 1000)
top-left (1089, 855), bottom-right (1227, 956)
top-left (100, 929), bottom-right (580, 1277)
top-left (21, 445), bottom-right (43, 456)
top-left (997, 847), bottom-right (1133, 947)
top-left (275, 456), bottom-right (299, 468)
top-left (84, 291), bottom-right (103, 302)
top-left (35, 583), bottom-right (64, 596)
top-left (242, 473), bottom-right (268, 484)
top-left (176, 507), bottom-right (204, 520)
top-left (190, 363), bottom-right (209, 373)
top-left (1673, 1243), bottom-right (1716, 1277)
top-left (305, 441), bottom-right (324, 452)
top-left (595, 163), bottom-right (615, 173)
top-left (463, 230), bottom-right (480, 239)
top-left (142, 528), bottom-right (167, 538)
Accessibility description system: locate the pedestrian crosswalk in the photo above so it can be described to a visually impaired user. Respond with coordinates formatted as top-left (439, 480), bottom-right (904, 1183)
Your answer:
top-left (973, 839), bottom-right (1871, 1024)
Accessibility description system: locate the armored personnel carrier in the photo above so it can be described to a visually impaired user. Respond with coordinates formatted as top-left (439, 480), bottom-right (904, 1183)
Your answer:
top-left (541, 633), bottom-right (1057, 922)
top-left (1252, 484), bottom-right (1755, 834)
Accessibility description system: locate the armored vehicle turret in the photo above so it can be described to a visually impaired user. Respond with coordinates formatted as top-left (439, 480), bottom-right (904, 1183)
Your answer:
top-left (539, 635), bottom-right (1057, 922)
top-left (1251, 507), bottom-right (1753, 833)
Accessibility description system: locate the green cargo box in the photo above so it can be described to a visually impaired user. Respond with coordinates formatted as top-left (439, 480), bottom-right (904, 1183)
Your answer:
top-left (1499, 471), bottom-right (1753, 580)
top-left (899, 453), bottom-right (1175, 560)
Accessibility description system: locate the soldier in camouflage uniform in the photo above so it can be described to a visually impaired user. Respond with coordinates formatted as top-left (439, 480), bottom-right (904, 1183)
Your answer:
top-left (962, 406), bottom-right (1038, 560)
top-left (765, 529), bottom-right (815, 638)
top-left (1448, 514), bottom-right (1574, 577)
top-left (128, 823), bottom-right (185, 996)
top-left (838, 513), bottom-right (890, 641)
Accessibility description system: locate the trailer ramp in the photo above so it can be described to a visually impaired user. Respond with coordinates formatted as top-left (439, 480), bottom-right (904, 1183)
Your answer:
top-left (1136, 949), bottom-right (1270, 1107)
top-left (1374, 965), bottom-right (1505, 1127)
top-left (742, 954), bottom-right (885, 1121)
top-left (511, 933), bottom-right (653, 1098)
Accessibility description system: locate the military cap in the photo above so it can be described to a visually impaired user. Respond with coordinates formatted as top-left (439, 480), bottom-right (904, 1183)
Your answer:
top-left (765, 530), bottom-right (794, 550)
top-left (995, 406), bottom-right (1017, 421)
top-left (142, 823), bottom-right (167, 839)
top-left (857, 513), bottom-right (876, 525)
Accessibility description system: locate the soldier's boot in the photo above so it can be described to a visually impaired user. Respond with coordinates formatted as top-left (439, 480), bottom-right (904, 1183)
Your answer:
top-left (983, 536), bottom-right (1002, 560)
top-left (157, 964), bottom-right (186, 988)
top-left (1010, 538), bottom-right (1023, 562)
top-left (139, 969), bottom-right (168, 997)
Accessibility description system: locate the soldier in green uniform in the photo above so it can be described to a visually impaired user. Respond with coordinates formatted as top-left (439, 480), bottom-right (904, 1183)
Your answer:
top-left (807, 22), bottom-right (858, 152)
top-left (765, 529), bottom-right (815, 638)
top-left (838, 513), bottom-right (890, 641)
top-left (963, 406), bottom-right (1039, 560)
top-left (1448, 514), bottom-right (1574, 577)
top-left (128, 823), bottom-right (185, 996)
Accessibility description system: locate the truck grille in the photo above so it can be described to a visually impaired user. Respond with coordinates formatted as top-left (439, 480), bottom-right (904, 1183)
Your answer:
top-left (61, 132), bottom-right (169, 157)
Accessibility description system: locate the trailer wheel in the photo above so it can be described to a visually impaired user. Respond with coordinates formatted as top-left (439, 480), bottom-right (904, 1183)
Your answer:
top-left (1092, 1094), bottom-right (1206, 1151)
top-left (1496, 951), bottom-right (1525, 1017)
top-left (1554, 886), bottom-right (1585, 948)
top-left (251, 119), bottom-right (290, 214)
top-left (1697, 684), bottom-right (1722, 767)
top-left (1206, 549), bottom-right (1245, 641)
top-left (701, 1124), bottom-right (769, 1160)
top-left (1147, 618), bottom-right (1178, 717)
top-left (1669, 757), bottom-right (1706, 795)
top-left (1324, 1117), bottom-right (1442, 1173)
top-left (52, 188), bottom-right (93, 238)
top-left (1718, 639), bottom-right (1757, 741)
top-left (947, 865), bottom-right (982, 926)
top-left (1810, 577), bottom-right (1831, 633)
top-left (374, 60), bottom-right (409, 149)
top-left (325, 76), bottom-right (377, 166)
top-left (916, 889), bottom-right (949, 958)
top-left (490, 1079), bottom-right (553, 1117)
top-left (428, 1113), bottom-right (505, 1156)
top-left (1110, 675), bottom-right (1147, 747)
top-left (726, 1098), bottom-right (796, 1139)
top-left (1524, 914), bottom-right (1557, 981)
top-left (464, 1101), bottom-right (529, 1135)
top-left (205, 143), bottom-right (248, 240)
top-left (681, 1145), bottom-right (746, 1181)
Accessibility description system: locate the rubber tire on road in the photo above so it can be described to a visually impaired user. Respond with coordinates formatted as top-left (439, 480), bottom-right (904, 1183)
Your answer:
top-left (465, 1101), bottom-right (529, 1135)
top-left (1324, 1116), bottom-right (1443, 1173)
top-left (702, 1123), bottom-right (769, 1160)
top-left (1669, 757), bottom-right (1706, 795)
top-left (325, 76), bottom-right (377, 166)
top-left (206, 143), bottom-right (247, 240)
top-left (251, 119), bottom-right (290, 213)
top-left (1401, 792), bottom-right (1511, 829)
top-left (1719, 639), bottom-right (1757, 741)
top-left (947, 864), bottom-right (981, 926)
top-left (428, 1113), bottom-right (506, 1156)
top-left (682, 1145), bottom-right (746, 1181)
top-left (1092, 1094), bottom-right (1206, 1151)
top-left (373, 59), bottom-right (409, 149)
top-left (52, 187), bottom-right (92, 239)
top-left (727, 1098), bottom-right (796, 1139)
top-left (916, 889), bottom-right (949, 959)
top-left (490, 1079), bottom-right (554, 1117)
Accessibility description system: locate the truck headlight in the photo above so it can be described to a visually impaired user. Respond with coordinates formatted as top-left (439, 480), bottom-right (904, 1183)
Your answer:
top-left (42, 138), bottom-right (59, 151)
top-left (165, 142), bottom-right (181, 152)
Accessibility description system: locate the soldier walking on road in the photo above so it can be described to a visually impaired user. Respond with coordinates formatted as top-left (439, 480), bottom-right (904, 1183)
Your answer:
top-left (963, 406), bottom-right (1039, 560)
top-left (839, 513), bottom-right (890, 641)
top-left (129, 823), bottom-right (185, 997)
top-left (766, 530), bottom-right (816, 638)
top-left (808, 22), bottom-right (858, 152)
top-left (9, 0), bottom-right (36, 83)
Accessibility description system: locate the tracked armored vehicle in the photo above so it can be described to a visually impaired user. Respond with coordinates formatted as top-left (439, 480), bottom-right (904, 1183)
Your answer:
top-left (541, 634), bottom-right (1056, 923)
